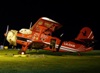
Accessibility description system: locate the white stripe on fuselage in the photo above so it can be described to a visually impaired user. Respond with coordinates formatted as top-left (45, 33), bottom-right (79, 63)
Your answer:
top-left (88, 31), bottom-right (92, 38)
top-left (43, 41), bottom-right (79, 52)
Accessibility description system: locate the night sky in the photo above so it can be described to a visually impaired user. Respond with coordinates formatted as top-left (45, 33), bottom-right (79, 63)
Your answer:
top-left (0, 1), bottom-right (100, 49)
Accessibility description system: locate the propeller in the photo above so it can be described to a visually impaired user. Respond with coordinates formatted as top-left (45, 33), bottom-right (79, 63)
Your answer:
top-left (29, 22), bottom-right (32, 29)
top-left (4, 25), bottom-right (18, 46)
top-left (4, 25), bottom-right (9, 36)
top-left (3, 25), bottom-right (9, 47)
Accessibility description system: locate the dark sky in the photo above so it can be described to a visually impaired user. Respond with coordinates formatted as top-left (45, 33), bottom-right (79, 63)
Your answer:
top-left (0, 1), bottom-right (100, 49)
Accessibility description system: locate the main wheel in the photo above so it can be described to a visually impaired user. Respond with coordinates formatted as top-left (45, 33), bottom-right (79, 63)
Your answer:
top-left (18, 50), bottom-right (26, 55)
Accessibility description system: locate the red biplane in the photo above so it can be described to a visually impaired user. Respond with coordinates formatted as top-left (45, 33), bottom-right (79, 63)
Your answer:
top-left (4, 17), bottom-right (95, 55)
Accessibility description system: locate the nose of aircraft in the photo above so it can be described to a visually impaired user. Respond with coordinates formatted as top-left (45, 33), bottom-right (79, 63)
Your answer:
top-left (6, 30), bottom-right (18, 46)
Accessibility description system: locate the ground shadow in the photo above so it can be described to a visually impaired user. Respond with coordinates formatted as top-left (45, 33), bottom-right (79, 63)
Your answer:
top-left (26, 49), bottom-right (100, 56)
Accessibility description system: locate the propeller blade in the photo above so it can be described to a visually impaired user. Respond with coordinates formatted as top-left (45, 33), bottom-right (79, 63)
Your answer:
top-left (29, 22), bottom-right (32, 29)
top-left (5, 25), bottom-right (9, 35)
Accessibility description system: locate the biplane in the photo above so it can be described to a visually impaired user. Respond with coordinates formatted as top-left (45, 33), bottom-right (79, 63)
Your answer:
top-left (4, 17), bottom-right (95, 55)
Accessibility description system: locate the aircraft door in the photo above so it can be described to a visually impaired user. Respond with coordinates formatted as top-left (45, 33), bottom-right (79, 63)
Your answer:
top-left (50, 39), bottom-right (56, 49)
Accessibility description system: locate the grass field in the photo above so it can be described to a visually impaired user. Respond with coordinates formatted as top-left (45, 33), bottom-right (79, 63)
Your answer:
top-left (0, 49), bottom-right (100, 73)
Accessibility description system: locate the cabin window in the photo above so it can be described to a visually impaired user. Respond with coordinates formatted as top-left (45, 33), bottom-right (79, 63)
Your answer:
top-left (38, 21), bottom-right (43, 25)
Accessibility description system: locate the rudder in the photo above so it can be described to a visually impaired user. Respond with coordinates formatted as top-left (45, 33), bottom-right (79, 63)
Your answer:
top-left (75, 27), bottom-right (94, 42)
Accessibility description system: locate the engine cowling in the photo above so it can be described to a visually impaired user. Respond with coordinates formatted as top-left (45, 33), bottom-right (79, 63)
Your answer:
top-left (6, 30), bottom-right (18, 46)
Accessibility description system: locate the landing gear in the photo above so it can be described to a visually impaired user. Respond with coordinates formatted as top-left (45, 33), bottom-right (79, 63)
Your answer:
top-left (77, 52), bottom-right (81, 56)
top-left (18, 50), bottom-right (26, 55)
top-left (56, 40), bottom-right (63, 52)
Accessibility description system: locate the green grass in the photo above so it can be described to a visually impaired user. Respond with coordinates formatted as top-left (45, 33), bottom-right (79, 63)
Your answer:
top-left (0, 49), bottom-right (100, 73)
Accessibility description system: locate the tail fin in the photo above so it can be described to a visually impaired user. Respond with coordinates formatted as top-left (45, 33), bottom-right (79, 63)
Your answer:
top-left (75, 27), bottom-right (94, 42)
